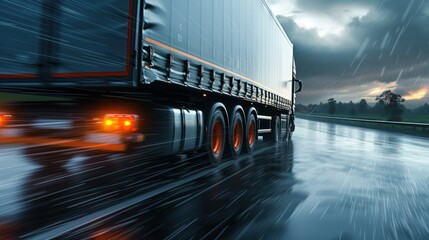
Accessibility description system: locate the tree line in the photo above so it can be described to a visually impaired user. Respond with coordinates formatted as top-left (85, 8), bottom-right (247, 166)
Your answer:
top-left (297, 90), bottom-right (429, 122)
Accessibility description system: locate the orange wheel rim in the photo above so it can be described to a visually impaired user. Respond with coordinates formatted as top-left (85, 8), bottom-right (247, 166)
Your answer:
top-left (212, 120), bottom-right (223, 155)
top-left (233, 120), bottom-right (242, 150)
top-left (248, 120), bottom-right (256, 146)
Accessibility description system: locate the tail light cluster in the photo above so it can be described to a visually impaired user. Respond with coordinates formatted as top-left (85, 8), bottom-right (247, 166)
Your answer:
top-left (0, 114), bottom-right (12, 127)
top-left (102, 114), bottom-right (139, 132)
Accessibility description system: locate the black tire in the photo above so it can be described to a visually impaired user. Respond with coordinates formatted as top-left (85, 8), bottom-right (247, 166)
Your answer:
top-left (267, 115), bottom-right (281, 144)
top-left (229, 111), bottom-right (244, 159)
top-left (206, 109), bottom-right (226, 165)
top-left (24, 147), bottom-right (73, 168)
top-left (245, 112), bottom-right (257, 153)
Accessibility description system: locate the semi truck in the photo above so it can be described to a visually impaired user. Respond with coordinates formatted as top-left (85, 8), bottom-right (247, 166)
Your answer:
top-left (0, 0), bottom-right (302, 167)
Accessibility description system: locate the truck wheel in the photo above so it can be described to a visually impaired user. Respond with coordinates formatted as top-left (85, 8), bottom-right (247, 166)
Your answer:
top-left (229, 111), bottom-right (244, 159)
top-left (266, 115), bottom-right (281, 144)
top-left (245, 113), bottom-right (257, 153)
top-left (207, 109), bottom-right (226, 165)
top-left (24, 147), bottom-right (72, 168)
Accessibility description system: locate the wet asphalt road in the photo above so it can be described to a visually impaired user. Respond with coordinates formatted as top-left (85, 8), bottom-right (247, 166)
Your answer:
top-left (1, 118), bottom-right (429, 240)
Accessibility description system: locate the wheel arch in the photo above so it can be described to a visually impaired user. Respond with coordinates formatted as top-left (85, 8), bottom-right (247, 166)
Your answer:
top-left (247, 107), bottom-right (258, 125)
top-left (231, 105), bottom-right (246, 125)
top-left (206, 102), bottom-right (229, 134)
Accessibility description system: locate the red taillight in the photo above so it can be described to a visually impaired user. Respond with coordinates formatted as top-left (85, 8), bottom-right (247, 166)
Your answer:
top-left (102, 114), bottom-right (139, 132)
top-left (0, 114), bottom-right (12, 127)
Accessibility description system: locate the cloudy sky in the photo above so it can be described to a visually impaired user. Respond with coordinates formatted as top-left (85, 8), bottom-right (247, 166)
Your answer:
top-left (266, 0), bottom-right (429, 107)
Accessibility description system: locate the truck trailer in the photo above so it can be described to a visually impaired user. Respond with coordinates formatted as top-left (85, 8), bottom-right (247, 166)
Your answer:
top-left (0, 0), bottom-right (302, 166)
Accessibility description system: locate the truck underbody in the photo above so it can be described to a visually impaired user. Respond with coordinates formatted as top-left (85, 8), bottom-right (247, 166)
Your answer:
top-left (0, 83), bottom-right (296, 166)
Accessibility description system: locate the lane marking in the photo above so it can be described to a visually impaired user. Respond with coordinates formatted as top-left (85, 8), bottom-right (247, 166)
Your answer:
top-left (0, 137), bottom-right (126, 152)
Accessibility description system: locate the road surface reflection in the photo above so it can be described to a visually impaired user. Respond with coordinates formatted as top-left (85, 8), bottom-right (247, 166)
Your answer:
top-left (1, 119), bottom-right (429, 239)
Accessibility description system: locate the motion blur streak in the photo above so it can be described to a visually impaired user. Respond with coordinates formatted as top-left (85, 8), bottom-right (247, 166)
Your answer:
top-left (1, 119), bottom-right (429, 239)
top-left (0, 137), bottom-right (127, 152)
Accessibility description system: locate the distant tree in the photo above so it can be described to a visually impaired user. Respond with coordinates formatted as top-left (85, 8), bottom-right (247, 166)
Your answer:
top-left (350, 106), bottom-right (357, 116)
top-left (345, 101), bottom-right (355, 115)
top-left (318, 102), bottom-right (327, 114)
top-left (375, 90), bottom-right (405, 121)
top-left (328, 98), bottom-right (336, 115)
top-left (337, 101), bottom-right (345, 114)
top-left (358, 99), bottom-right (369, 115)
top-left (412, 103), bottom-right (429, 116)
top-left (370, 100), bottom-right (386, 116)
top-left (295, 103), bottom-right (307, 113)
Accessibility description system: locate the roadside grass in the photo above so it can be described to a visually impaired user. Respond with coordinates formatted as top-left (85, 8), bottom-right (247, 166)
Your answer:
top-left (402, 116), bottom-right (429, 124)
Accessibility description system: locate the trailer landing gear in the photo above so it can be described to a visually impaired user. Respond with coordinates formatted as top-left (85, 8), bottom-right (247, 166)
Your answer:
top-left (286, 114), bottom-right (295, 141)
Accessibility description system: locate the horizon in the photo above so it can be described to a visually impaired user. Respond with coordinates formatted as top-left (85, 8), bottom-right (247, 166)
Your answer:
top-left (298, 99), bottom-right (429, 110)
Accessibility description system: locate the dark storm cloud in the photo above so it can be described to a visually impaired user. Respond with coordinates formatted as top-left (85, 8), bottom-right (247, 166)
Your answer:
top-left (270, 0), bottom-right (429, 105)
